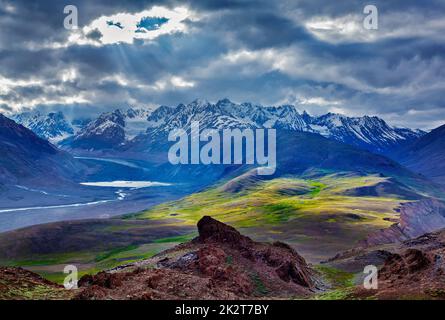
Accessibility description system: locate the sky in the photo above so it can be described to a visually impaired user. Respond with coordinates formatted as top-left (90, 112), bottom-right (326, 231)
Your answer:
top-left (0, 0), bottom-right (444, 129)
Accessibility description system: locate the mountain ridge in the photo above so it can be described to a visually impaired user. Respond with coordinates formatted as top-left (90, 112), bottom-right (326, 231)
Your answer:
top-left (12, 99), bottom-right (425, 154)
top-left (0, 113), bottom-right (81, 186)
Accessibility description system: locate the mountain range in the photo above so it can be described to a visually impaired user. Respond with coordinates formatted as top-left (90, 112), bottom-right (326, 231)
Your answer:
top-left (12, 108), bottom-right (151, 145)
top-left (6, 98), bottom-right (445, 188)
top-left (12, 99), bottom-right (424, 155)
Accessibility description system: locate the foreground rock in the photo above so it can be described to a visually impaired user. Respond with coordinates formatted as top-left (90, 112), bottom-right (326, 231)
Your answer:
top-left (75, 216), bottom-right (318, 300)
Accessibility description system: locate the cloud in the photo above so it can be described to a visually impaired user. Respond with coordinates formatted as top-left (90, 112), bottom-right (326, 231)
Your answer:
top-left (304, 11), bottom-right (445, 44)
top-left (0, 0), bottom-right (443, 129)
top-left (169, 76), bottom-right (195, 88)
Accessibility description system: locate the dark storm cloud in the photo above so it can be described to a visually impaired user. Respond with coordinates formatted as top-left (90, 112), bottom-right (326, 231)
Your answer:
top-left (0, 0), bottom-right (444, 129)
top-left (0, 103), bottom-right (12, 112)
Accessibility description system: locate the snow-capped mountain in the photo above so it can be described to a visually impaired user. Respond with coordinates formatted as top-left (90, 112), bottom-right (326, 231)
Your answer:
top-left (12, 111), bottom-right (74, 143)
top-left (67, 108), bottom-right (152, 149)
top-left (217, 99), bottom-right (311, 131)
top-left (139, 98), bottom-right (423, 154)
top-left (305, 113), bottom-right (425, 153)
top-left (14, 99), bottom-right (424, 153)
top-left (124, 108), bottom-right (151, 139)
top-left (145, 98), bottom-right (311, 140)
top-left (13, 107), bottom-right (151, 148)
top-left (69, 109), bottom-right (126, 149)
top-left (148, 99), bottom-right (257, 137)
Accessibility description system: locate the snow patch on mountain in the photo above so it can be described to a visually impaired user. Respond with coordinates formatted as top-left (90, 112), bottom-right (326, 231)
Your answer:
top-left (12, 111), bottom-right (74, 143)
top-left (124, 108), bottom-right (151, 139)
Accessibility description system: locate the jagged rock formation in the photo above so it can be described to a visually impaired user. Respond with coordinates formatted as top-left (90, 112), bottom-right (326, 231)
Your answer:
top-left (195, 215), bottom-right (253, 245)
top-left (75, 216), bottom-right (317, 300)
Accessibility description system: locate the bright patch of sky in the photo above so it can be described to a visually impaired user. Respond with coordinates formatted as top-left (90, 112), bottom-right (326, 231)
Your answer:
top-left (69, 6), bottom-right (193, 45)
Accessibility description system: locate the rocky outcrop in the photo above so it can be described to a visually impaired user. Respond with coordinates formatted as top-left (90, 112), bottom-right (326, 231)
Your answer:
top-left (196, 216), bottom-right (252, 246)
top-left (75, 216), bottom-right (317, 300)
top-left (380, 249), bottom-right (431, 278)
